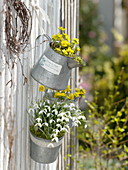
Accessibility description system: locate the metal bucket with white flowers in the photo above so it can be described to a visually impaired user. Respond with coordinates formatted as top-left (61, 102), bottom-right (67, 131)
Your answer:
top-left (30, 132), bottom-right (63, 164)
top-left (30, 28), bottom-right (83, 90)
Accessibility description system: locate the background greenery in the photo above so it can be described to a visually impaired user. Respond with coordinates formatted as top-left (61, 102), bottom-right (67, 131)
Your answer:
top-left (78, 0), bottom-right (128, 169)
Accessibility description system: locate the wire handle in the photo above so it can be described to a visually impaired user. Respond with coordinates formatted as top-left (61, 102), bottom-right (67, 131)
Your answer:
top-left (34, 34), bottom-right (52, 59)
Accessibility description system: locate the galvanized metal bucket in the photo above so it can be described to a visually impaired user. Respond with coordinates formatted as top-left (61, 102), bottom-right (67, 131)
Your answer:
top-left (30, 34), bottom-right (80, 90)
top-left (30, 133), bottom-right (63, 164)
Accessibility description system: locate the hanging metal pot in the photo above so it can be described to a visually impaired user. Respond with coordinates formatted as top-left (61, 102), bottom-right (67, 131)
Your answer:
top-left (30, 132), bottom-right (63, 164)
top-left (30, 34), bottom-right (80, 90)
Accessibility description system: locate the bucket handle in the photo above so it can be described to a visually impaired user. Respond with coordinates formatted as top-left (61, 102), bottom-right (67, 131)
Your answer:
top-left (34, 34), bottom-right (52, 59)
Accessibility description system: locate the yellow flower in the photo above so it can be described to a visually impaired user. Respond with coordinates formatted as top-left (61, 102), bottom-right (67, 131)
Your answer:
top-left (75, 88), bottom-right (81, 92)
top-left (55, 48), bottom-right (61, 52)
top-left (54, 92), bottom-right (66, 98)
top-left (62, 49), bottom-right (68, 55)
top-left (52, 34), bottom-right (58, 40)
top-left (75, 88), bottom-right (86, 95)
top-left (57, 33), bottom-right (63, 40)
top-left (79, 89), bottom-right (86, 95)
top-left (61, 40), bottom-right (70, 47)
top-left (76, 47), bottom-right (80, 51)
top-left (74, 92), bottom-right (80, 98)
top-left (58, 27), bottom-right (66, 31)
top-left (39, 85), bottom-right (45, 92)
top-left (67, 93), bottom-right (74, 100)
top-left (72, 38), bottom-right (79, 44)
top-left (66, 47), bottom-right (74, 54)
top-left (63, 33), bottom-right (70, 41)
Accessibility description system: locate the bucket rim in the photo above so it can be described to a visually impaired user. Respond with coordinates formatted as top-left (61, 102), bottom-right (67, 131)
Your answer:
top-left (30, 132), bottom-right (64, 147)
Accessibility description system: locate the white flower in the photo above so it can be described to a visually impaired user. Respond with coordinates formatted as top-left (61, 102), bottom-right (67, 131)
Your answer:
top-left (39, 103), bottom-right (43, 107)
top-left (78, 115), bottom-right (86, 120)
top-left (65, 125), bottom-right (70, 130)
top-left (36, 118), bottom-right (42, 123)
top-left (28, 108), bottom-right (35, 115)
top-left (43, 108), bottom-right (47, 113)
top-left (47, 143), bottom-right (54, 148)
top-left (51, 134), bottom-right (56, 138)
top-left (63, 104), bottom-right (70, 108)
top-left (33, 104), bottom-right (40, 109)
top-left (60, 127), bottom-right (69, 133)
top-left (58, 112), bottom-right (66, 117)
top-left (72, 117), bottom-right (76, 121)
top-left (84, 124), bottom-right (87, 128)
top-left (65, 111), bottom-right (71, 116)
top-left (72, 122), bottom-right (79, 127)
top-left (39, 110), bottom-right (44, 115)
top-left (34, 123), bottom-right (42, 127)
top-left (52, 137), bottom-right (59, 143)
top-left (52, 109), bottom-right (58, 115)
top-left (46, 99), bottom-right (50, 104)
top-left (42, 122), bottom-right (48, 126)
top-left (49, 119), bottom-right (55, 123)
top-left (56, 124), bottom-right (62, 128)
top-left (47, 113), bottom-right (51, 117)
top-left (57, 119), bottom-right (62, 122)
top-left (69, 103), bottom-right (75, 107)
top-left (53, 129), bottom-right (60, 134)
top-left (62, 117), bottom-right (69, 122)
top-left (45, 106), bottom-right (51, 111)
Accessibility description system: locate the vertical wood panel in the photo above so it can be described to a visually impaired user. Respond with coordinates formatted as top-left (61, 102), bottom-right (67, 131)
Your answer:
top-left (0, 0), bottom-right (79, 170)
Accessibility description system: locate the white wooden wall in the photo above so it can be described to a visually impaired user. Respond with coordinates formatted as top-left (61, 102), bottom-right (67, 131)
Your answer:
top-left (0, 0), bottom-right (79, 170)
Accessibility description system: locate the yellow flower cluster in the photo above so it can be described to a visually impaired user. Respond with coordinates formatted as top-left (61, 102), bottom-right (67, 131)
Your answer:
top-left (39, 85), bottom-right (86, 101)
top-left (54, 85), bottom-right (86, 100)
top-left (51, 27), bottom-right (84, 64)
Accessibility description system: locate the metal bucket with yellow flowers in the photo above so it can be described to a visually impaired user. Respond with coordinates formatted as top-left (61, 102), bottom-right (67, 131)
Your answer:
top-left (30, 27), bottom-right (84, 90)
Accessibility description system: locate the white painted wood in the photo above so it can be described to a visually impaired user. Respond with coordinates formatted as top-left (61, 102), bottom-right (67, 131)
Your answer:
top-left (0, 0), bottom-right (79, 169)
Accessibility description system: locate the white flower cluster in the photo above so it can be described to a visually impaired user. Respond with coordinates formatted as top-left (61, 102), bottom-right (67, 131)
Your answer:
top-left (28, 99), bottom-right (87, 143)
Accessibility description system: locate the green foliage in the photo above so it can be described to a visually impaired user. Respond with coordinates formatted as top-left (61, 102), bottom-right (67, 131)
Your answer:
top-left (78, 83), bottom-right (128, 169)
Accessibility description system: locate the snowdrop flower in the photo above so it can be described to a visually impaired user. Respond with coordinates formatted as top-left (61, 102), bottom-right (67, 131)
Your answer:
top-left (39, 102), bottom-right (43, 107)
top-left (42, 122), bottom-right (48, 127)
top-left (28, 108), bottom-right (34, 116)
top-left (52, 137), bottom-right (59, 143)
top-left (78, 115), bottom-right (86, 120)
top-left (52, 109), bottom-right (58, 115)
top-left (60, 128), bottom-right (69, 133)
top-left (43, 108), bottom-right (47, 113)
top-left (45, 105), bottom-right (51, 111)
top-left (46, 99), bottom-right (50, 104)
top-left (34, 123), bottom-right (42, 127)
top-left (47, 113), bottom-right (51, 117)
top-left (57, 119), bottom-right (62, 122)
top-left (39, 110), bottom-right (44, 115)
top-left (62, 117), bottom-right (69, 122)
top-left (56, 124), bottom-right (62, 129)
top-left (36, 118), bottom-right (42, 123)
top-left (69, 103), bottom-right (75, 107)
top-left (65, 125), bottom-right (70, 129)
top-left (51, 134), bottom-right (57, 138)
top-left (84, 124), bottom-right (87, 128)
top-left (53, 129), bottom-right (60, 134)
top-left (72, 122), bottom-right (79, 127)
top-left (63, 104), bottom-right (70, 108)
top-left (72, 117), bottom-right (76, 121)
top-left (49, 119), bottom-right (55, 123)
top-left (33, 104), bottom-right (40, 109)
top-left (47, 143), bottom-right (54, 148)
top-left (58, 112), bottom-right (66, 117)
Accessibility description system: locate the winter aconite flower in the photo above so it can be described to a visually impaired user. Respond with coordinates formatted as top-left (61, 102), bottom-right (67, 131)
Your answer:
top-left (39, 85), bottom-right (45, 91)
top-left (58, 27), bottom-right (66, 31)
top-left (50, 27), bottom-right (84, 65)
